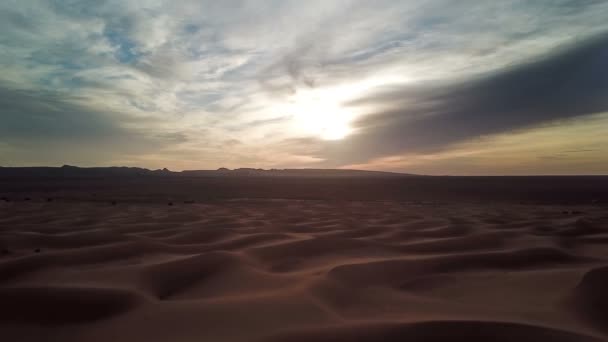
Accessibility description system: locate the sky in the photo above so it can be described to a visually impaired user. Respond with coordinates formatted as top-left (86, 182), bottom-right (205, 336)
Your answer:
top-left (1, 0), bottom-right (607, 175)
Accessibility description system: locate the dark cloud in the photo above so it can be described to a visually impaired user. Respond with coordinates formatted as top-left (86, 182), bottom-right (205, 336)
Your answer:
top-left (0, 85), bottom-right (163, 164)
top-left (257, 32), bottom-right (333, 95)
top-left (313, 33), bottom-right (608, 166)
top-left (0, 87), bottom-right (119, 141)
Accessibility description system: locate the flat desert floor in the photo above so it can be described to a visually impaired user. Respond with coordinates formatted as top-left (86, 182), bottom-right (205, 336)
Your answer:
top-left (1, 179), bottom-right (608, 341)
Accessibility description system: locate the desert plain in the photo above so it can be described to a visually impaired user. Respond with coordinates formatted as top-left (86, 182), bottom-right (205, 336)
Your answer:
top-left (1, 174), bottom-right (608, 341)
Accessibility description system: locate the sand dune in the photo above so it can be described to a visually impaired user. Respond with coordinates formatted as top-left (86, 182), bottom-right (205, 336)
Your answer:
top-left (0, 286), bottom-right (144, 324)
top-left (259, 321), bottom-right (605, 342)
top-left (1, 197), bottom-right (608, 341)
top-left (570, 265), bottom-right (608, 332)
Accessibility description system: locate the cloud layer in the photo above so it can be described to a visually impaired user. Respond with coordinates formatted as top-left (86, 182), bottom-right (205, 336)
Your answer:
top-left (311, 33), bottom-right (608, 165)
top-left (1, 0), bottom-right (607, 173)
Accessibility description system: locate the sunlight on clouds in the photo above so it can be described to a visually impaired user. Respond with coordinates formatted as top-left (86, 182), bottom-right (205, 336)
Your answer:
top-left (279, 91), bottom-right (354, 140)
top-left (1, 1), bottom-right (608, 171)
top-left (269, 74), bottom-right (409, 140)
top-left (345, 113), bottom-right (608, 175)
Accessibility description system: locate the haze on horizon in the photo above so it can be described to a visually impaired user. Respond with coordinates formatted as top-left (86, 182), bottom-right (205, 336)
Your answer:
top-left (1, 0), bottom-right (607, 175)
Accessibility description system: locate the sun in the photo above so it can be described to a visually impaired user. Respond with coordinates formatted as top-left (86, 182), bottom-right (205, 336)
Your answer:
top-left (319, 116), bottom-right (350, 140)
top-left (266, 75), bottom-right (409, 141)
top-left (283, 91), bottom-right (354, 140)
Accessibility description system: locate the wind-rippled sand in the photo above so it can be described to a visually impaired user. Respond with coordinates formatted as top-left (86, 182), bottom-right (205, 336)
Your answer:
top-left (1, 199), bottom-right (608, 341)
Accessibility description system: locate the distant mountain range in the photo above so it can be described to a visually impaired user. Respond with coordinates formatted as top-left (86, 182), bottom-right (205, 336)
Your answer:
top-left (0, 165), bottom-right (417, 178)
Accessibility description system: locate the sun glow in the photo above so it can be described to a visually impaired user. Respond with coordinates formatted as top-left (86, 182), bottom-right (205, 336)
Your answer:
top-left (286, 92), bottom-right (353, 140)
top-left (268, 74), bottom-right (410, 140)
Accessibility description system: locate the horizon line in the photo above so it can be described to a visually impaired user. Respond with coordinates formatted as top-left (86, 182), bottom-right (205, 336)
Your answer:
top-left (1, 164), bottom-right (607, 177)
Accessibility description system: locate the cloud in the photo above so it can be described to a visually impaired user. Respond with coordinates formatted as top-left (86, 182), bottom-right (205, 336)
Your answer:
top-left (0, 84), bottom-right (169, 165)
top-left (306, 33), bottom-right (608, 165)
top-left (0, 87), bottom-right (116, 140)
top-left (1, 0), bottom-right (608, 172)
top-left (342, 112), bottom-right (608, 175)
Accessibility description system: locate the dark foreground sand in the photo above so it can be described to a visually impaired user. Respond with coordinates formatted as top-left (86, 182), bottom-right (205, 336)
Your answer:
top-left (1, 177), bottom-right (608, 341)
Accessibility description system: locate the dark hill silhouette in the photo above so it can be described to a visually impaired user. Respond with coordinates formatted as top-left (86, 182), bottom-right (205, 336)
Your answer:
top-left (0, 165), bottom-right (416, 179)
top-left (182, 168), bottom-right (416, 177)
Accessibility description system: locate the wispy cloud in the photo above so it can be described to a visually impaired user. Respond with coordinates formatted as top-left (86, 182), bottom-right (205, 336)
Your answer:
top-left (1, 0), bottom-right (607, 173)
top-left (306, 33), bottom-right (608, 165)
top-left (0, 84), bottom-right (170, 166)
